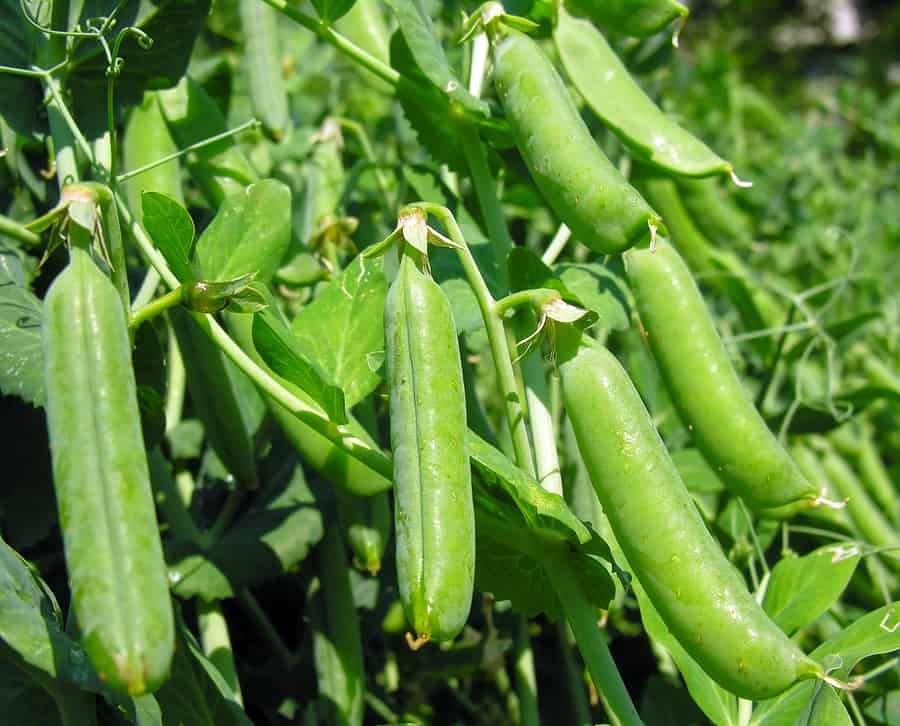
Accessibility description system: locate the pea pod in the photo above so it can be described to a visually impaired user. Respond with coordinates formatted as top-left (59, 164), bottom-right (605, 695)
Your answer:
top-left (158, 77), bottom-right (258, 207)
top-left (675, 176), bottom-right (753, 244)
top-left (555, 8), bottom-right (731, 179)
top-left (43, 244), bottom-right (174, 695)
top-left (563, 0), bottom-right (688, 38)
top-left (493, 27), bottom-right (660, 255)
top-left (558, 332), bottom-right (822, 699)
top-left (385, 253), bottom-right (474, 644)
top-left (625, 239), bottom-right (818, 515)
top-left (239, 0), bottom-right (290, 139)
top-left (336, 489), bottom-right (391, 576)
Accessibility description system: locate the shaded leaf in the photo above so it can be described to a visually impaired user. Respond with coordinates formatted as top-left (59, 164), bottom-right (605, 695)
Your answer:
top-left (141, 192), bottom-right (195, 283)
top-left (311, 0), bottom-right (356, 23)
top-left (0, 257), bottom-right (43, 406)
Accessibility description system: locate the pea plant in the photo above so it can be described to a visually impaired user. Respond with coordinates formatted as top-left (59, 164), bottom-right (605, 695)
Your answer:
top-left (1, 0), bottom-right (898, 724)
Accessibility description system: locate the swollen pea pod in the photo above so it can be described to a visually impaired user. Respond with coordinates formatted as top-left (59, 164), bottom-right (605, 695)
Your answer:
top-left (122, 94), bottom-right (261, 490)
top-left (385, 253), bottom-right (474, 644)
top-left (563, 0), bottom-right (688, 38)
top-left (558, 332), bottom-right (822, 699)
top-left (554, 8), bottom-right (731, 179)
top-left (675, 176), bottom-right (753, 244)
top-left (157, 77), bottom-right (258, 207)
top-left (309, 521), bottom-right (365, 726)
top-left (625, 239), bottom-right (819, 516)
top-left (335, 0), bottom-right (393, 92)
top-left (492, 26), bottom-right (661, 255)
top-left (225, 310), bottom-right (392, 497)
top-left (43, 244), bottom-right (174, 695)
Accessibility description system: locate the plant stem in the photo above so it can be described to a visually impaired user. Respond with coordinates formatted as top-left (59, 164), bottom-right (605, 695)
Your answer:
top-left (165, 321), bottom-right (186, 433)
top-left (0, 214), bottom-right (42, 246)
top-left (558, 622), bottom-right (594, 726)
top-left (261, 0), bottom-right (400, 87)
top-left (130, 286), bottom-right (183, 331)
top-left (132, 266), bottom-right (161, 311)
top-left (542, 224), bottom-right (572, 265)
top-left (514, 617), bottom-right (540, 726)
top-left (544, 549), bottom-right (643, 726)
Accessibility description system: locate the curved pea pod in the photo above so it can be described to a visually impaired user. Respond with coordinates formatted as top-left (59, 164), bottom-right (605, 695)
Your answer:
top-left (385, 253), bottom-right (474, 644)
top-left (555, 9), bottom-right (731, 179)
top-left (309, 523), bottom-right (365, 726)
top-left (42, 245), bottom-right (174, 695)
top-left (558, 333), bottom-right (822, 700)
top-left (675, 176), bottom-right (753, 244)
top-left (625, 239), bottom-right (819, 515)
top-left (563, 0), bottom-right (688, 38)
top-left (493, 28), bottom-right (661, 255)
top-left (158, 77), bottom-right (258, 207)
top-left (239, 0), bottom-right (290, 139)
top-left (225, 311), bottom-right (392, 497)
top-left (336, 489), bottom-right (391, 575)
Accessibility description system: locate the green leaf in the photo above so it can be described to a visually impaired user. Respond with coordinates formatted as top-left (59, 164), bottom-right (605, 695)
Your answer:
top-left (750, 683), bottom-right (851, 726)
top-left (640, 675), bottom-right (709, 726)
top-left (141, 192), bottom-right (195, 283)
top-left (468, 432), bottom-right (616, 620)
top-left (68, 1), bottom-right (214, 138)
top-left (195, 179), bottom-right (291, 285)
top-left (0, 1), bottom-right (44, 137)
top-left (0, 659), bottom-right (64, 726)
top-left (0, 534), bottom-right (104, 692)
top-left (154, 620), bottom-right (251, 726)
top-left (762, 543), bottom-right (860, 636)
top-left (863, 690), bottom-right (900, 725)
top-left (167, 464), bottom-right (324, 600)
top-left (311, 0), bottom-right (356, 23)
top-left (0, 256), bottom-right (43, 406)
top-left (555, 262), bottom-right (631, 332)
top-left (253, 303), bottom-right (347, 425)
top-left (291, 255), bottom-right (388, 408)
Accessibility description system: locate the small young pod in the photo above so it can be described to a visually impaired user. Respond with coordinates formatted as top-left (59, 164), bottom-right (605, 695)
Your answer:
top-left (558, 333), bottom-right (822, 699)
top-left (385, 253), bottom-right (475, 644)
top-left (625, 239), bottom-right (819, 515)
top-left (493, 28), bottom-right (660, 255)
top-left (43, 246), bottom-right (174, 695)
top-left (564, 0), bottom-right (688, 38)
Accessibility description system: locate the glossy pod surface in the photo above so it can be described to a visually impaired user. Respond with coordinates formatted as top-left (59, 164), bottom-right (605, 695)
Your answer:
top-left (43, 246), bottom-right (174, 694)
top-left (493, 29), bottom-right (659, 255)
top-left (564, 0), bottom-right (688, 38)
top-left (626, 239), bottom-right (818, 514)
top-left (555, 8), bottom-right (730, 178)
top-left (559, 337), bottom-right (821, 699)
top-left (385, 254), bottom-right (474, 642)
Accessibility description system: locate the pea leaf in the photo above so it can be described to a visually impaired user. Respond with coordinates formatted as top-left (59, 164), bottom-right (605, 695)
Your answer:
top-left (195, 180), bottom-right (292, 285)
top-left (750, 684), bottom-right (851, 726)
top-left (0, 1), bottom-right (44, 137)
top-left (141, 191), bottom-right (195, 283)
top-left (291, 255), bottom-right (388, 408)
top-left (0, 253), bottom-right (43, 406)
top-left (762, 543), bottom-right (860, 636)
top-left (167, 464), bottom-right (323, 601)
top-left (468, 431), bottom-right (616, 619)
top-left (311, 0), bottom-right (356, 23)
top-left (254, 307), bottom-right (348, 424)
top-left (555, 262), bottom-right (631, 332)
top-left (0, 534), bottom-right (104, 692)
top-left (154, 619), bottom-right (251, 725)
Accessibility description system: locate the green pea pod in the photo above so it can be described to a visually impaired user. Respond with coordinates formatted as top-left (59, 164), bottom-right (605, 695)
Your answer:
top-left (335, 0), bottom-right (393, 92)
top-left (625, 239), bottom-right (818, 515)
top-left (558, 332), bottom-right (822, 699)
top-left (336, 489), bottom-right (392, 575)
top-left (385, 253), bottom-right (474, 644)
top-left (555, 8), bottom-right (730, 179)
top-left (239, 0), bottom-right (290, 139)
top-left (158, 77), bottom-right (258, 207)
top-left (675, 176), bottom-right (753, 244)
top-left (226, 311), bottom-right (392, 497)
top-left (563, 0), bottom-right (688, 38)
top-left (123, 91), bottom-right (184, 215)
top-left (43, 245), bottom-right (174, 695)
top-left (493, 27), bottom-right (660, 255)
top-left (309, 522), bottom-right (365, 726)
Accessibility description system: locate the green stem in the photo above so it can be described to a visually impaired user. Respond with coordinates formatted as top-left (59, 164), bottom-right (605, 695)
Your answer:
top-left (514, 617), bottom-right (540, 726)
top-left (459, 122), bottom-right (511, 293)
top-left (261, 0), bottom-right (400, 87)
top-left (117, 194), bottom-right (395, 480)
top-left (238, 589), bottom-right (296, 669)
top-left (0, 214), bottom-right (42, 246)
top-left (197, 600), bottom-right (243, 705)
top-left (207, 489), bottom-right (247, 543)
top-left (558, 622), bottom-right (594, 726)
top-left (544, 549), bottom-right (643, 726)
top-left (129, 286), bottom-right (183, 332)
top-left (493, 288), bottom-right (560, 318)
top-left (542, 224), bottom-right (572, 266)
top-left (418, 203), bottom-right (535, 475)
top-left (131, 267), bottom-right (161, 311)
top-left (755, 304), bottom-right (796, 409)
top-left (164, 321), bottom-right (186, 433)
